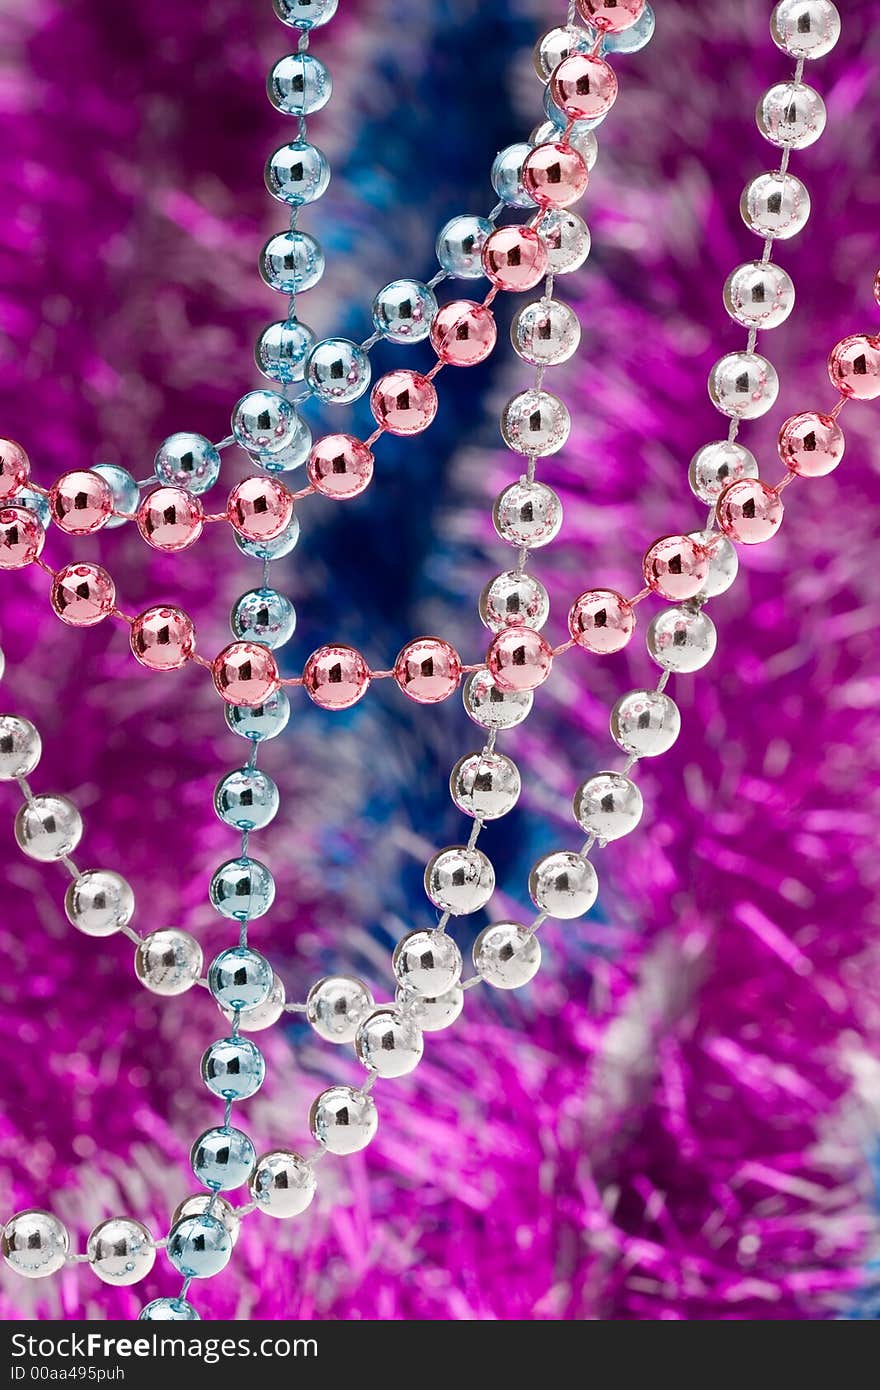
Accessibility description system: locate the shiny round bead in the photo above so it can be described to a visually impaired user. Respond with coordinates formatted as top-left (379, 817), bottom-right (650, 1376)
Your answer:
top-left (544, 81), bottom-right (607, 132)
top-left (65, 870), bottom-right (134, 937)
top-left (49, 470), bottom-right (113, 534)
top-left (209, 858), bottom-right (275, 922)
top-left (232, 389), bottom-right (297, 455)
top-left (709, 351), bottom-right (779, 420)
top-left (610, 689), bottom-right (681, 757)
top-left (716, 479), bottom-right (784, 544)
top-left (463, 668), bottom-right (533, 730)
top-left (214, 766), bottom-right (280, 830)
top-left (550, 54), bottom-right (618, 122)
top-left (303, 643), bottom-right (370, 710)
top-left (201, 1036), bottom-right (266, 1100)
top-left (487, 627), bottom-right (553, 692)
top-left (15, 795), bottom-right (82, 862)
top-left (0, 715), bottom-right (41, 780)
top-left (166, 1215), bottom-right (232, 1279)
top-left (481, 226), bottom-right (548, 292)
top-left (172, 1194), bottom-right (240, 1247)
top-left (828, 335), bottom-right (880, 401)
top-left (137, 486), bottom-right (203, 551)
top-left (430, 300), bottom-right (497, 365)
top-left (265, 141), bottom-right (330, 205)
top-left (258, 421), bottom-right (311, 473)
top-left (11, 486), bottom-right (50, 529)
top-left (231, 588), bottom-right (296, 650)
top-left (307, 434), bottom-right (374, 499)
top-left (511, 298), bottom-right (580, 366)
top-left (473, 923), bottom-right (540, 990)
top-left (267, 52), bottom-right (332, 114)
top-left (533, 25), bottom-right (590, 81)
top-left (500, 389), bottom-right (570, 456)
top-left (259, 229), bottom-right (324, 294)
top-left (50, 563), bottom-right (116, 627)
top-left (211, 643), bottom-right (280, 708)
top-left (274, 0), bottom-right (337, 25)
top-left (370, 369), bottom-right (437, 435)
top-left (373, 279), bottom-right (438, 344)
top-left (154, 433), bottom-right (220, 495)
top-left (0, 438), bottom-right (29, 498)
top-left (209, 946), bottom-right (274, 1009)
top-left (396, 983), bottom-right (463, 1032)
top-left (757, 81), bottom-right (826, 148)
top-left (425, 846), bottom-right (495, 915)
top-left (130, 606), bottom-right (195, 671)
top-left (741, 172), bottom-right (810, 239)
top-left (221, 973), bottom-right (286, 1032)
top-left (493, 480), bottom-right (562, 548)
top-left (534, 209), bottom-right (592, 275)
top-left (139, 1299), bottom-right (201, 1321)
top-left (770, 0), bottom-right (840, 57)
top-left (479, 570), bottom-right (550, 632)
top-left (134, 929), bottom-right (203, 996)
top-left (2, 1211), bottom-right (68, 1278)
top-left (689, 529), bottom-right (739, 599)
top-left (530, 851), bottom-right (598, 919)
top-left (436, 214), bottom-right (494, 278)
top-left (225, 687), bottom-right (290, 742)
top-left (647, 605), bottom-right (717, 674)
top-left (573, 772), bottom-right (643, 842)
top-left (578, 0), bottom-right (645, 31)
top-left (310, 1085), bottom-right (377, 1155)
top-left (723, 262), bottom-right (795, 330)
top-left (603, 2), bottom-right (655, 50)
top-left (393, 636), bottom-right (461, 704)
top-left (521, 143), bottom-right (588, 209)
top-left (355, 1008), bottom-right (423, 1078)
top-left (226, 476), bottom-right (293, 542)
top-left (87, 1219), bottom-right (154, 1287)
top-left (531, 122), bottom-right (599, 172)
top-left (306, 975), bottom-right (374, 1044)
top-left (643, 534), bottom-right (708, 601)
top-left (250, 1152), bottom-right (316, 1219)
top-left (91, 463), bottom-right (139, 527)
top-left (234, 515), bottom-right (300, 558)
top-left (256, 319), bottom-right (315, 385)
top-left (450, 750), bottom-right (521, 820)
top-left (568, 589), bottom-right (634, 654)
top-left (0, 506), bottom-right (44, 568)
top-left (778, 411), bottom-right (845, 476)
top-left (491, 143), bottom-right (536, 208)
top-left (688, 441), bottom-right (759, 503)
top-left (305, 337), bottom-right (371, 404)
top-left (392, 930), bottom-right (462, 996)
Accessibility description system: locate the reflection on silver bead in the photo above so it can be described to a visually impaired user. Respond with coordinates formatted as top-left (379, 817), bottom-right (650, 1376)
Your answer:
top-left (450, 751), bottom-right (521, 821)
top-left (310, 1085), bottom-right (377, 1154)
top-left (135, 929), bottom-right (203, 996)
top-left (306, 975), bottom-right (374, 1044)
top-left (610, 690), bottom-right (681, 758)
top-left (356, 1007), bottom-right (423, 1077)
top-left (87, 1218), bottom-right (155, 1286)
top-left (529, 851), bottom-right (598, 919)
top-left (500, 390), bottom-right (570, 457)
top-left (647, 606), bottom-right (717, 674)
top-left (250, 1151), bottom-right (316, 1219)
top-left (479, 570), bottom-right (549, 632)
top-left (573, 772), bottom-right (643, 842)
top-left (372, 279), bottom-right (437, 344)
top-left (770, 0), bottom-right (840, 59)
top-left (536, 209), bottom-right (592, 273)
top-left (463, 669), bottom-right (533, 730)
top-left (172, 1194), bottom-right (240, 1246)
top-left (14, 795), bottom-right (82, 862)
top-left (493, 480), bottom-right (563, 548)
top-left (688, 441), bottom-right (759, 503)
top-left (723, 262), bottom-right (795, 330)
top-left (473, 923), bottom-right (541, 989)
top-left (221, 973), bottom-right (286, 1032)
top-left (65, 870), bottom-right (135, 937)
top-left (708, 352), bottom-right (779, 420)
top-left (532, 24), bottom-right (590, 81)
top-left (491, 143), bottom-right (536, 208)
top-left (0, 715), bottom-right (41, 780)
top-left (690, 530), bottom-right (738, 599)
top-left (435, 214), bottom-right (493, 279)
top-left (531, 123), bottom-right (598, 171)
top-left (511, 299), bottom-right (581, 367)
top-left (757, 82), bottom-right (826, 149)
top-left (392, 930), bottom-right (462, 996)
top-left (2, 1210), bottom-right (69, 1278)
top-left (396, 983), bottom-right (464, 1032)
top-left (424, 846), bottom-right (495, 915)
top-left (741, 172), bottom-right (810, 240)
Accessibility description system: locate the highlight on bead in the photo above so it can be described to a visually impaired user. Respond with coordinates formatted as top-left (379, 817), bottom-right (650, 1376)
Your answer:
top-left (568, 589), bottom-right (635, 653)
top-left (578, 0), bottom-right (645, 32)
top-left (212, 642), bottom-right (281, 707)
top-left (777, 411), bottom-right (845, 477)
top-left (486, 628), bottom-right (554, 693)
top-left (130, 607), bottom-right (196, 671)
top-left (226, 476), bottom-right (294, 541)
top-left (827, 333), bottom-right (880, 400)
top-left (50, 563), bottom-right (116, 627)
top-left (393, 637), bottom-right (462, 704)
top-left (49, 470), bottom-right (114, 535)
top-left (0, 439), bottom-right (29, 498)
top-left (137, 487), bottom-right (204, 551)
top-left (481, 226), bottom-right (549, 291)
top-left (429, 301), bottom-right (497, 366)
top-left (642, 535), bottom-right (709, 600)
top-left (550, 53), bottom-right (619, 122)
top-left (303, 644), bottom-right (371, 710)
top-left (521, 143), bottom-right (589, 209)
top-left (370, 370), bottom-right (438, 436)
top-left (306, 434), bottom-right (374, 499)
top-left (716, 478), bottom-right (784, 545)
top-left (0, 506), bottom-right (45, 569)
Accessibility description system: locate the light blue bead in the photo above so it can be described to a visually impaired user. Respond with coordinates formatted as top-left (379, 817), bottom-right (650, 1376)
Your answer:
top-left (91, 464), bottom-right (138, 527)
top-left (543, 85), bottom-right (608, 132)
top-left (260, 230), bottom-right (325, 294)
top-left (139, 1298), bottom-right (201, 1321)
top-left (273, 0), bottom-right (338, 28)
top-left (254, 415), bottom-right (311, 474)
top-left (491, 144), bottom-right (536, 208)
top-left (153, 433), bottom-right (221, 495)
top-left (436, 214), bottom-right (494, 279)
top-left (201, 1036), bottom-right (266, 1100)
top-left (231, 390), bottom-right (296, 456)
top-left (372, 279), bottom-right (438, 343)
top-left (208, 946), bottom-right (274, 1010)
top-left (214, 765), bottom-right (281, 829)
top-left (233, 513), bottom-right (300, 559)
top-left (225, 688), bottom-right (290, 742)
top-left (265, 142), bottom-right (330, 206)
top-left (255, 319), bottom-right (316, 386)
top-left (267, 53), bottom-right (333, 114)
top-left (191, 1126), bottom-right (256, 1191)
top-left (13, 486), bottom-right (51, 529)
top-left (231, 589), bottom-right (297, 650)
top-left (209, 857), bottom-right (275, 922)
top-left (304, 337), bottom-right (371, 404)
top-left (603, 4), bottom-right (655, 52)
top-left (166, 1214), bottom-right (233, 1279)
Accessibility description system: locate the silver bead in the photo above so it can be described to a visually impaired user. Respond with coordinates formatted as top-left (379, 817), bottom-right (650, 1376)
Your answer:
top-left (493, 480), bottom-right (563, 548)
top-left (250, 1151), bottom-right (316, 1219)
top-left (392, 929), bottom-right (462, 995)
top-left (306, 975), bottom-right (374, 1044)
top-left (479, 570), bottom-right (550, 632)
top-left (741, 172), bottom-right (810, 240)
top-left (573, 772), bottom-right (643, 842)
top-left (310, 1085), bottom-right (377, 1154)
top-left (172, 1194), bottom-right (240, 1246)
top-left (529, 851), bottom-right (598, 919)
top-left (65, 870), bottom-right (135, 937)
top-left (688, 441), bottom-right (759, 503)
top-left (0, 715), bottom-right (41, 780)
top-left (355, 1008), bottom-right (423, 1078)
top-left (14, 794), bottom-right (82, 862)
top-left (424, 846), bottom-right (495, 915)
top-left (535, 209), bottom-right (592, 273)
top-left (647, 605), bottom-right (717, 674)
top-left (511, 299), bottom-right (581, 367)
top-left (134, 929), bottom-right (203, 995)
top-left (533, 24), bottom-right (590, 80)
top-left (473, 923), bottom-right (541, 989)
top-left (87, 1218), bottom-right (155, 1286)
top-left (689, 529), bottom-right (738, 598)
top-left (770, 1), bottom-right (840, 58)
top-left (396, 983), bottom-right (464, 1032)
top-left (723, 262), bottom-right (795, 331)
top-left (463, 669), bottom-right (533, 730)
top-left (610, 689), bottom-right (681, 758)
top-left (221, 972), bottom-right (286, 1032)
top-left (531, 122), bottom-right (599, 171)
top-left (756, 81), bottom-right (826, 149)
top-left (708, 351), bottom-right (779, 420)
top-left (2, 1210), bottom-right (68, 1278)
top-left (500, 390), bottom-right (571, 457)
top-left (450, 750), bottom-right (521, 821)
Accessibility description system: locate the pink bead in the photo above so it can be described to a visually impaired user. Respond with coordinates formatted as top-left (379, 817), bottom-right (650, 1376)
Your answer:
top-left (777, 411), bottom-right (845, 478)
top-left (716, 479), bottom-right (784, 545)
top-left (0, 439), bottom-right (29, 499)
top-left (393, 637), bottom-right (462, 704)
top-left (643, 535), bottom-right (709, 601)
top-left (521, 143), bottom-right (589, 209)
top-left (303, 644), bottom-right (371, 710)
top-left (370, 370), bottom-right (438, 436)
top-left (577, 0), bottom-right (645, 33)
top-left (137, 487), bottom-right (204, 551)
top-left (481, 226), bottom-right (549, 292)
top-left (49, 470), bottom-right (114, 535)
top-left (487, 628), bottom-right (553, 692)
top-left (307, 434), bottom-right (374, 500)
top-left (212, 642), bottom-right (280, 707)
top-left (227, 476), bottom-right (293, 540)
top-left (828, 334), bottom-right (880, 401)
top-left (550, 53), bottom-right (619, 122)
top-left (568, 589), bottom-right (635, 654)
top-left (50, 562), bottom-right (116, 627)
top-left (0, 506), bottom-right (45, 569)
top-left (130, 606), bottom-right (196, 670)
top-left (429, 301), bottom-right (497, 366)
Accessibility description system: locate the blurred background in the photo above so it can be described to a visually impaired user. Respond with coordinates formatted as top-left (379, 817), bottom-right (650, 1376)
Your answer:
top-left (1, 0), bottom-right (879, 1319)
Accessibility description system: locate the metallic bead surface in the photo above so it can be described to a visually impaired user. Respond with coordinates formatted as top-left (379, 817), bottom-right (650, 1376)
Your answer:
top-left (689, 529), bottom-right (739, 598)
top-left (473, 923), bottom-right (541, 989)
top-left (646, 605), bottom-right (717, 674)
top-left (306, 975), bottom-right (374, 1044)
top-left (740, 172), bottom-right (810, 239)
top-left (573, 772), bottom-right (643, 842)
top-left (355, 1007), bottom-right (424, 1077)
top-left (166, 1214), bottom-right (232, 1279)
top-left (87, 1218), bottom-right (155, 1287)
top-left (134, 929), bottom-right (203, 996)
top-left (529, 851), bottom-right (598, 919)
top-left (310, 1085), bottom-right (378, 1154)
top-left (15, 794), bottom-right (82, 862)
top-left (190, 1126), bottom-right (256, 1191)
top-left (424, 846), bottom-right (495, 915)
top-left (65, 869), bottom-right (135, 937)
top-left (392, 930), bottom-right (462, 996)
top-left (610, 689), bottom-right (681, 757)
top-left (450, 750), bottom-right (521, 820)
top-left (250, 1152), bottom-right (317, 1219)
top-left (723, 261), bottom-right (795, 330)
top-left (463, 668), bottom-right (534, 730)
top-left (500, 389), bottom-right (571, 456)
top-left (688, 441), bottom-right (759, 502)
top-left (2, 1210), bottom-right (69, 1279)
top-left (0, 715), bottom-right (41, 780)
top-left (493, 480), bottom-right (563, 547)
top-left (396, 983), bottom-right (464, 1032)
top-left (201, 1036), bottom-right (266, 1100)
top-left (757, 81), bottom-right (826, 148)
top-left (208, 946), bottom-right (274, 1010)
top-left (479, 570), bottom-right (550, 632)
